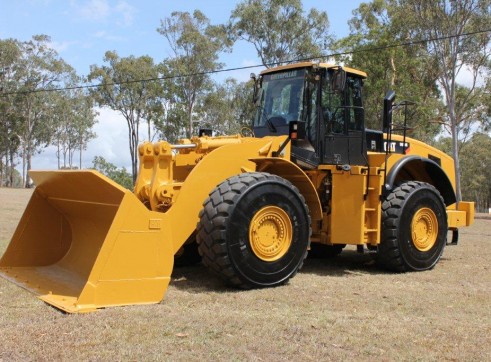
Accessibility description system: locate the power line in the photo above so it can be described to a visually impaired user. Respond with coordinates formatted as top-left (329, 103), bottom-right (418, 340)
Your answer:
top-left (1, 28), bottom-right (490, 98)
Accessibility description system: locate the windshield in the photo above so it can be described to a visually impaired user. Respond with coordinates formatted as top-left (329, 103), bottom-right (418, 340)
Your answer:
top-left (254, 69), bottom-right (306, 128)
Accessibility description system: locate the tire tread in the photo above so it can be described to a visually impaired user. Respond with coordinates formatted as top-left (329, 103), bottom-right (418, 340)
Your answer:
top-left (377, 181), bottom-right (446, 272)
top-left (196, 172), bottom-right (310, 288)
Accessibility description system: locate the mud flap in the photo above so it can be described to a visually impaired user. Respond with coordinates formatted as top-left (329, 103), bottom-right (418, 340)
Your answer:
top-left (0, 170), bottom-right (174, 313)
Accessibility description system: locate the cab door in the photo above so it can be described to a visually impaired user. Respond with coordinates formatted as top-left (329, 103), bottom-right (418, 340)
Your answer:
top-left (322, 72), bottom-right (366, 166)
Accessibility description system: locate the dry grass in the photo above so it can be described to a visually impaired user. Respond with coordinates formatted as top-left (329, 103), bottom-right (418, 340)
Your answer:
top-left (0, 187), bottom-right (490, 361)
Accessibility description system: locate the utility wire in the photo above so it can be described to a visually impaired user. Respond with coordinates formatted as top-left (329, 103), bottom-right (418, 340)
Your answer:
top-left (0, 28), bottom-right (490, 97)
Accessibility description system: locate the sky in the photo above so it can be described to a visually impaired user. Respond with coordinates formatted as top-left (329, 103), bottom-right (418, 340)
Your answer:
top-left (0, 0), bottom-right (364, 171)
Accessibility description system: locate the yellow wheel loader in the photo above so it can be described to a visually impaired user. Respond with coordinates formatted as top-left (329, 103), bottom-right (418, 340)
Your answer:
top-left (0, 62), bottom-right (474, 313)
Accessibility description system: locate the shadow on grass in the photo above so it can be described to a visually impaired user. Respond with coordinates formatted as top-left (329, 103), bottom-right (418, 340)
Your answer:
top-left (302, 249), bottom-right (388, 277)
top-left (170, 264), bottom-right (233, 294)
top-left (170, 249), bottom-right (389, 294)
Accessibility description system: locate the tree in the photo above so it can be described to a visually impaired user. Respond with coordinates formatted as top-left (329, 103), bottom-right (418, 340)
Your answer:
top-left (157, 10), bottom-right (231, 138)
top-left (437, 133), bottom-right (491, 212)
top-left (0, 38), bottom-right (22, 187)
top-left (13, 35), bottom-right (75, 187)
top-left (88, 51), bottom-right (164, 183)
top-left (229, 0), bottom-right (331, 67)
top-left (396, 0), bottom-right (491, 202)
top-left (335, 0), bottom-right (443, 142)
top-left (459, 133), bottom-right (491, 212)
top-left (199, 78), bottom-right (256, 135)
top-left (0, 163), bottom-right (22, 187)
top-left (1, 36), bottom-right (95, 186)
top-left (91, 156), bottom-right (133, 190)
top-left (52, 85), bottom-right (97, 169)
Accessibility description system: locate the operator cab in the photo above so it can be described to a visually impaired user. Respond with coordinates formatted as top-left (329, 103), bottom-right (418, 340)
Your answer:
top-left (252, 62), bottom-right (368, 168)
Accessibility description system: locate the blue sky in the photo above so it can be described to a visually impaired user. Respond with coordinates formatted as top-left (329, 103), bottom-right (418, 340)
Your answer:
top-left (1, 0), bottom-right (363, 170)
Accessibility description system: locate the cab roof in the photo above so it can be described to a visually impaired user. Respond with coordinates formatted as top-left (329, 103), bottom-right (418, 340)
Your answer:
top-left (260, 61), bottom-right (367, 79)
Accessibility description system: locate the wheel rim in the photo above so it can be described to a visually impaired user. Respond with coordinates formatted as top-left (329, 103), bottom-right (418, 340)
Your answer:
top-left (249, 206), bottom-right (293, 262)
top-left (411, 207), bottom-right (438, 252)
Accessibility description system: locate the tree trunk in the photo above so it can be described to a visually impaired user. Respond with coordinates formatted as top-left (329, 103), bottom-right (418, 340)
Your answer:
top-left (21, 144), bottom-right (26, 188)
top-left (57, 140), bottom-right (61, 170)
top-left (25, 149), bottom-right (32, 188)
top-left (1, 157), bottom-right (5, 187)
top-left (390, 55), bottom-right (396, 87)
top-left (0, 156), bottom-right (4, 187)
top-left (9, 152), bottom-right (14, 187)
top-left (450, 122), bottom-right (462, 203)
top-left (68, 144), bottom-right (73, 169)
top-left (126, 113), bottom-right (138, 185)
top-left (188, 103), bottom-right (194, 138)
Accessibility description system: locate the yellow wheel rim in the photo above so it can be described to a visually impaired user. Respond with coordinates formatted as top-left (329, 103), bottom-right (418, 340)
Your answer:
top-left (249, 206), bottom-right (293, 262)
top-left (411, 207), bottom-right (438, 252)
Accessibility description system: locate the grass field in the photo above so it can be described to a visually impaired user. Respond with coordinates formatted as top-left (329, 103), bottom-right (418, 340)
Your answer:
top-left (0, 187), bottom-right (490, 361)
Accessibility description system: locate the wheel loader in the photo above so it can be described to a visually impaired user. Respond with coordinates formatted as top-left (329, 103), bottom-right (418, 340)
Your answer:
top-left (0, 62), bottom-right (474, 313)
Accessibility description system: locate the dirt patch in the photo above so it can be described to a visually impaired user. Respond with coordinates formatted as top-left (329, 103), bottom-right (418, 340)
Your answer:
top-left (0, 188), bottom-right (490, 360)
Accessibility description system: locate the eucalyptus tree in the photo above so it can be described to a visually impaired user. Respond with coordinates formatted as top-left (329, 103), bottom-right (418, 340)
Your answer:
top-left (0, 38), bottom-right (22, 186)
top-left (92, 156), bottom-right (133, 190)
top-left (459, 133), bottom-right (491, 212)
top-left (335, 1), bottom-right (443, 142)
top-left (13, 35), bottom-right (74, 187)
top-left (52, 85), bottom-right (97, 169)
top-left (88, 51), bottom-right (164, 183)
top-left (387, 0), bottom-right (491, 202)
top-left (157, 10), bottom-right (231, 138)
top-left (338, 0), bottom-right (490, 202)
top-left (437, 132), bottom-right (491, 212)
top-left (199, 78), bottom-right (255, 135)
top-left (229, 0), bottom-right (331, 67)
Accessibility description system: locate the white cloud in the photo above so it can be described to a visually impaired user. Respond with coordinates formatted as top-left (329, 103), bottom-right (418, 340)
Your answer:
top-left (87, 107), bottom-right (130, 167)
top-left (92, 30), bottom-right (125, 42)
top-left (73, 0), bottom-right (110, 22)
top-left (48, 40), bottom-right (78, 53)
top-left (71, 0), bottom-right (136, 26)
top-left (115, 1), bottom-right (136, 27)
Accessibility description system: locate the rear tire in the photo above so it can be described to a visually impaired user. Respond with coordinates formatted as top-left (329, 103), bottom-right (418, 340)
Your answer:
top-left (196, 172), bottom-right (311, 289)
top-left (377, 181), bottom-right (447, 272)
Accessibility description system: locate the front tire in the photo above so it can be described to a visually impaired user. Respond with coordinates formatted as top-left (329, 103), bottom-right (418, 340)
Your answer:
top-left (377, 181), bottom-right (448, 272)
top-left (196, 172), bottom-right (311, 289)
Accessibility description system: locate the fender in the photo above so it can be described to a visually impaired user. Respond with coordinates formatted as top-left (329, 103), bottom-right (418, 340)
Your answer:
top-left (385, 155), bottom-right (456, 206)
top-left (251, 157), bottom-right (323, 222)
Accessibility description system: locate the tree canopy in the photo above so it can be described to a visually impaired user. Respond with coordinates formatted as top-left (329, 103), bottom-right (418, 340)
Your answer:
top-left (157, 10), bottom-right (231, 138)
top-left (229, 0), bottom-right (331, 67)
top-left (1, 0), bottom-right (490, 213)
top-left (88, 51), bottom-right (163, 183)
top-left (0, 35), bottom-right (96, 186)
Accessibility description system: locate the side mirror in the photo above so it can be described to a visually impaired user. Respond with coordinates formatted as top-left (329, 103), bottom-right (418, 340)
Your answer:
top-left (289, 120), bottom-right (306, 140)
top-left (383, 90), bottom-right (396, 132)
top-left (332, 68), bottom-right (346, 92)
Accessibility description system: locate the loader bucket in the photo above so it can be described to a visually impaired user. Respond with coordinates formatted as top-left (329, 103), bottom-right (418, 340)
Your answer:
top-left (0, 170), bottom-right (174, 313)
